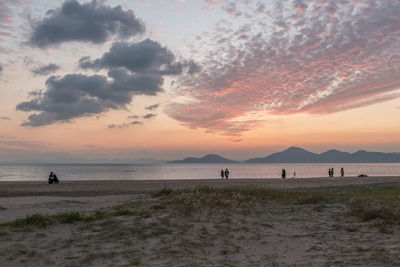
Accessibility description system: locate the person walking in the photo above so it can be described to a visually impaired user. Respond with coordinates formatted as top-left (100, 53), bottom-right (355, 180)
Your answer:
top-left (220, 169), bottom-right (224, 179)
top-left (281, 169), bottom-right (286, 179)
top-left (341, 167), bottom-right (344, 177)
top-left (224, 168), bottom-right (229, 179)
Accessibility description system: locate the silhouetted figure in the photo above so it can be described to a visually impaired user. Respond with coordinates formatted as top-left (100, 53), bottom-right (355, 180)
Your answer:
top-left (220, 169), bottom-right (224, 179)
top-left (224, 168), bottom-right (229, 179)
top-left (293, 171), bottom-right (296, 178)
top-left (328, 168), bottom-right (332, 177)
top-left (331, 168), bottom-right (334, 177)
top-left (341, 167), bottom-right (344, 177)
top-left (48, 171), bottom-right (59, 184)
top-left (281, 169), bottom-right (286, 179)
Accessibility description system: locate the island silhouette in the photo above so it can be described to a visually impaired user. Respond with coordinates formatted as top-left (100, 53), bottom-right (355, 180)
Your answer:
top-left (168, 147), bottom-right (400, 163)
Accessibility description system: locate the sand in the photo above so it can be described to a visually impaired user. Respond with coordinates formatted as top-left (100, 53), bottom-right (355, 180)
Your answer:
top-left (2, 176), bottom-right (400, 197)
top-left (1, 177), bottom-right (400, 266)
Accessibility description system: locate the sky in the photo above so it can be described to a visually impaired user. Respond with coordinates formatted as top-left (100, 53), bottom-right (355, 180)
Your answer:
top-left (0, 0), bottom-right (399, 162)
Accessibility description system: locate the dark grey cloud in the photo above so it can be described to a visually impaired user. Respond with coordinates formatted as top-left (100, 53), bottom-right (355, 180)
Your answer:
top-left (29, 0), bottom-right (145, 48)
top-left (17, 70), bottom-right (163, 127)
top-left (143, 113), bottom-right (157, 119)
top-left (128, 115), bottom-right (139, 119)
top-left (17, 38), bottom-right (195, 126)
top-left (145, 104), bottom-right (159, 111)
top-left (31, 63), bottom-right (60, 76)
top-left (79, 39), bottom-right (198, 75)
top-left (1, 116), bottom-right (10, 120)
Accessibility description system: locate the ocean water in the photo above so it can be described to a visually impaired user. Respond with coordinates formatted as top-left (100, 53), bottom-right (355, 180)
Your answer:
top-left (0, 163), bottom-right (399, 181)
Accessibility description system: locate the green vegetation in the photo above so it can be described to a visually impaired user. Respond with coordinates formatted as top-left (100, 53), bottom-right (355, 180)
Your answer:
top-left (2, 186), bottom-right (400, 231)
top-left (346, 187), bottom-right (400, 224)
top-left (159, 186), bottom-right (341, 215)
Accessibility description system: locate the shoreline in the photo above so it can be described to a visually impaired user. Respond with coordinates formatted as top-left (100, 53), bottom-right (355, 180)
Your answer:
top-left (1, 176), bottom-right (400, 197)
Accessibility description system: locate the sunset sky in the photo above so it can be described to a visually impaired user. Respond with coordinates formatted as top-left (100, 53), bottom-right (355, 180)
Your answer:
top-left (0, 0), bottom-right (399, 162)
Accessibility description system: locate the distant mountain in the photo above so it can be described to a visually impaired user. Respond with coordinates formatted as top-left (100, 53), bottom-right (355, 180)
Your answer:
top-left (319, 149), bottom-right (352, 163)
top-left (246, 147), bottom-right (319, 163)
top-left (169, 154), bottom-right (237, 163)
top-left (245, 147), bottom-right (400, 163)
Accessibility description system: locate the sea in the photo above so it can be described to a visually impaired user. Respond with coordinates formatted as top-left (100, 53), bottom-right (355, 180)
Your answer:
top-left (0, 163), bottom-right (400, 181)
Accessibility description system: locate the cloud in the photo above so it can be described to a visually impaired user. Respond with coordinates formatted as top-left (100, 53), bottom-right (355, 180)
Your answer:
top-left (143, 113), bottom-right (157, 119)
top-left (128, 115), bottom-right (139, 119)
top-left (1, 116), bottom-right (10, 120)
top-left (108, 120), bottom-right (142, 129)
top-left (31, 63), bottom-right (60, 76)
top-left (17, 38), bottom-right (194, 127)
top-left (223, 2), bottom-right (242, 17)
top-left (0, 63), bottom-right (2, 73)
top-left (167, 0), bottom-right (400, 136)
top-left (0, 1), bottom-right (27, 44)
top-left (108, 123), bottom-right (129, 129)
top-left (29, 0), bottom-right (145, 48)
top-left (145, 104), bottom-right (159, 110)
top-left (17, 69), bottom-right (164, 127)
top-left (0, 1), bottom-right (20, 31)
top-left (79, 39), bottom-right (198, 75)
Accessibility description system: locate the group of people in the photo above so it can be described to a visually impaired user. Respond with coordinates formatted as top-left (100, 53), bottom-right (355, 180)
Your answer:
top-left (281, 169), bottom-right (296, 179)
top-left (328, 167), bottom-right (345, 177)
top-left (220, 168), bottom-right (230, 179)
top-left (217, 166), bottom-right (352, 179)
top-left (48, 171), bottom-right (59, 184)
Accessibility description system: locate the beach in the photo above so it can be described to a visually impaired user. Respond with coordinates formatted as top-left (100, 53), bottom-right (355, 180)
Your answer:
top-left (1, 177), bottom-right (400, 266)
top-left (2, 176), bottom-right (400, 197)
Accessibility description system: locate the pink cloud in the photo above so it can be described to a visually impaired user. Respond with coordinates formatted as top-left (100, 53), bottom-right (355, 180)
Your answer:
top-left (167, 0), bottom-right (400, 136)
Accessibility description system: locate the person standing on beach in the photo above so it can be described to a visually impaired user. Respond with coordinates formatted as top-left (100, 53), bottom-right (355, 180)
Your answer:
top-left (328, 168), bottom-right (331, 177)
top-left (281, 169), bottom-right (286, 179)
top-left (341, 168), bottom-right (344, 177)
top-left (332, 168), bottom-right (334, 177)
top-left (225, 168), bottom-right (229, 179)
top-left (220, 169), bottom-right (224, 179)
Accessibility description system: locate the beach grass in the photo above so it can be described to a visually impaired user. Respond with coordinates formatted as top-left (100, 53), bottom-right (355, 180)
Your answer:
top-left (2, 185), bottom-right (400, 230)
top-left (2, 185), bottom-right (400, 265)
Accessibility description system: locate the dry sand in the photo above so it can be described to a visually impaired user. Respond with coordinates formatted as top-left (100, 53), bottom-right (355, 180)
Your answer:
top-left (1, 177), bottom-right (400, 266)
